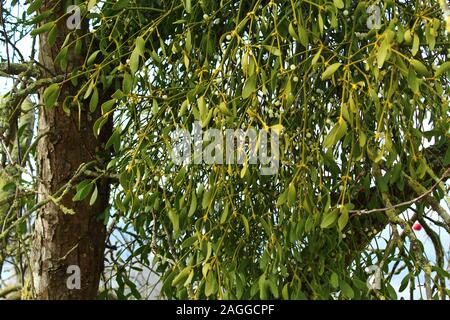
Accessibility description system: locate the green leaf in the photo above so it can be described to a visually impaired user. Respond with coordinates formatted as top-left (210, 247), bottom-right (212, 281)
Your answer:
top-left (288, 22), bottom-right (299, 41)
top-left (89, 88), bottom-right (99, 112)
top-left (87, 0), bottom-right (97, 10)
top-left (152, 98), bottom-right (159, 115)
top-left (298, 25), bottom-right (309, 48)
top-left (377, 40), bottom-right (390, 68)
top-left (188, 192), bottom-right (197, 217)
top-left (181, 236), bottom-right (197, 249)
top-left (123, 72), bottom-right (133, 94)
top-left (258, 274), bottom-right (269, 299)
top-left (339, 280), bottom-right (354, 298)
top-left (410, 59), bottom-right (430, 76)
top-left (183, 0), bottom-right (192, 14)
top-left (407, 67), bottom-right (420, 94)
top-left (321, 63), bottom-right (342, 80)
top-left (27, 0), bottom-right (43, 15)
top-left (101, 99), bottom-right (116, 114)
top-left (168, 209), bottom-right (179, 233)
top-left (218, 101), bottom-right (231, 116)
top-left (399, 274), bottom-right (410, 292)
top-left (198, 96), bottom-right (207, 120)
top-left (30, 21), bottom-right (54, 36)
top-left (123, 276), bottom-right (141, 299)
top-left (2, 182), bottom-right (16, 192)
top-left (171, 266), bottom-right (192, 287)
top-left (276, 190), bottom-right (287, 207)
top-left (89, 185), bottom-right (98, 206)
top-left (436, 61), bottom-right (450, 77)
top-left (220, 203), bottom-right (230, 224)
top-left (282, 283), bottom-right (290, 299)
top-left (412, 33), bottom-right (420, 56)
top-left (264, 45), bottom-right (281, 56)
top-left (87, 50), bottom-right (100, 66)
top-left (241, 215), bottom-right (249, 236)
top-left (386, 283), bottom-right (398, 300)
top-left (333, 0), bottom-right (344, 9)
top-left (136, 36), bottom-right (146, 56)
top-left (73, 181), bottom-right (94, 202)
top-left (130, 48), bottom-right (140, 73)
top-left (268, 278), bottom-right (279, 298)
top-left (330, 272), bottom-right (339, 289)
top-left (93, 115), bottom-right (109, 136)
top-left (444, 145), bottom-right (450, 166)
top-left (338, 207), bottom-right (349, 231)
top-left (105, 129), bottom-right (120, 150)
top-left (43, 83), bottom-right (60, 108)
top-left (287, 182), bottom-right (296, 206)
top-left (320, 210), bottom-right (338, 229)
top-left (112, 0), bottom-right (129, 10)
top-left (205, 271), bottom-right (218, 297)
top-left (54, 46), bottom-right (69, 69)
top-left (48, 25), bottom-right (58, 47)
top-left (323, 119), bottom-right (348, 149)
top-left (311, 48), bottom-right (322, 65)
top-left (242, 74), bottom-right (257, 99)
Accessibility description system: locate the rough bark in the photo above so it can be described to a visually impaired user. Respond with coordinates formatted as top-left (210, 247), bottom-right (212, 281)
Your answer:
top-left (30, 2), bottom-right (111, 299)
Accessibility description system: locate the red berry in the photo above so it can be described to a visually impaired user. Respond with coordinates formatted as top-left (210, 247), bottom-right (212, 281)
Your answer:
top-left (412, 223), bottom-right (422, 231)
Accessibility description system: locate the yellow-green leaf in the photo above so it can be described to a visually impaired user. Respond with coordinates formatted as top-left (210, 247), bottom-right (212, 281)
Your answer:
top-left (410, 59), bottom-right (430, 76)
top-left (241, 215), bottom-right (249, 236)
top-left (172, 266), bottom-right (192, 287)
top-left (298, 25), bottom-right (309, 48)
top-left (377, 40), bottom-right (390, 68)
top-left (412, 33), bottom-right (420, 56)
top-left (242, 74), bottom-right (257, 99)
top-left (136, 36), bottom-right (146, 56)
top-left (288, 182), bottom-right (296, 206)
top-left (330, 272), bottom-right (339, 288)
top-left (323, 119), bottom-right (348, 149)
top-left (333, 0), bottom-right (344, 9)
top-left (188, 192), bottom-right (197, 217)
top-left (168, 209), bottom-right (179, 233)
top-left (264, 45), bottom-right (281, 56)
top-left (338, 207), bottom-right (349, 231)
top-left (321, 63), bottom-right (342, 80)
top-left (288, 22), bottom-right (299, 41)
top-left (198, 96), bottom-right (207, 119)
top-left (320, 210), bottom-right (338, 229)
top-left (436, 61), bottom-right (450, 77)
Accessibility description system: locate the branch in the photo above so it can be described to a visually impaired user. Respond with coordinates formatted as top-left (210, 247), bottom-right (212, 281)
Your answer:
top-left (0, 62), bottom-right (40, 77)
top-left (404, 172), bottom-right (450, 228)
top-left (349, 167), bottom-right (450, 217)
top-left (0, 284), bottom-right (21, 298)
top-left (0, 161), bottom-right (95, 241)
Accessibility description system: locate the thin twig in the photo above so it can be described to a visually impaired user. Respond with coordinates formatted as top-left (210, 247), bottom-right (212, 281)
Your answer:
top-left (350, 167), bottom-right (449, 216)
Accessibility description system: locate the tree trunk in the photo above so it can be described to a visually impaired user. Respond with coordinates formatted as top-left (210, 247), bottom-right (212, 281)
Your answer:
top-left (30, 2), bottom-right (110, 299)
